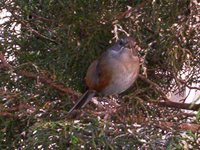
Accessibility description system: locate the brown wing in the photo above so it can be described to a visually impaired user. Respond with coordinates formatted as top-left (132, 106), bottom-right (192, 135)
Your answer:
top-left (85, 58), bottom-right (112, 93)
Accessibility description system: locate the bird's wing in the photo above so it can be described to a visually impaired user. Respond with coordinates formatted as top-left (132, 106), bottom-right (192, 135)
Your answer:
top-left (85, 56), bottom-right (112, 93)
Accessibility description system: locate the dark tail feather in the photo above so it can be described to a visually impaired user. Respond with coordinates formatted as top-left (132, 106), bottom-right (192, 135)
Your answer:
top-left (68, 90), bottom-right (96, 114)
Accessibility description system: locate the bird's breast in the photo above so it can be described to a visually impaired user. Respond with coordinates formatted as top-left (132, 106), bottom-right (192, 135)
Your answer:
top-left (101, 55), bottom-right (139, 96)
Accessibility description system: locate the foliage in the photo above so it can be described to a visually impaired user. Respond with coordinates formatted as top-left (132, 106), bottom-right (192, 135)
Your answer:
top-left (0, 0), bottom-right (199, 149)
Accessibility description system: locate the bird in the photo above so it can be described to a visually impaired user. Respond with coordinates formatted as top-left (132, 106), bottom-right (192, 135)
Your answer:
top-left (68, 36), bottom-right (140, 113)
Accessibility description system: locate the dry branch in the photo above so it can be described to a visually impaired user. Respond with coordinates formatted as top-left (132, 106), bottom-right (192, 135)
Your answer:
top-left (157, 121), bottom-right (200, 132)
top-left (152, 101), bottom-right (200, 111)
top-left (0, 52), bottom-right (80, 100)
top-left (111, 0), bottom-right (149, 24)
top-left (17, 70), bottom-right (81, 100)
top-left (139, 74), bottom-right (170, 101)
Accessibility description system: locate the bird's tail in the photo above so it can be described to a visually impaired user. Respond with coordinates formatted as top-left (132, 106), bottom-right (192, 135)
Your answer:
top-left (68, 90), bottom-right (96, 114)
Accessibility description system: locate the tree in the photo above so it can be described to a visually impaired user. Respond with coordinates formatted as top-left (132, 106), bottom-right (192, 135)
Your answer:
top-left (0, 0), bottom-right (199, 149)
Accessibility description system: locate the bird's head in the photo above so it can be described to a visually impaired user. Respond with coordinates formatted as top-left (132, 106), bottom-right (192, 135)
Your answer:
top-left (108, 36), bottom-right (139, 56)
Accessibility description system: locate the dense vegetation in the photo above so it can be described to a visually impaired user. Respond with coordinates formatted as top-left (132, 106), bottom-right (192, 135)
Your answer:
top-left (0, 0), bottom-right (199, 149)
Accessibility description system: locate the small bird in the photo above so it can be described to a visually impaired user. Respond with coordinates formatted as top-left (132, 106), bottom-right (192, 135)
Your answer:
top-left (68, 36), bottom-right (140, 113)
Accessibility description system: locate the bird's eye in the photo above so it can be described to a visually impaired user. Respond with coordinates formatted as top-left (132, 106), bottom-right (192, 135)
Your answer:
top-left (119, 39), bottom-right (124, 46)
top-left (119, 38), bottom-right (128, 47)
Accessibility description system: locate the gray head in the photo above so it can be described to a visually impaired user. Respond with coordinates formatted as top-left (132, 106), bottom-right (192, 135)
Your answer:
top-left (108, 37), bottom-right (139, 56)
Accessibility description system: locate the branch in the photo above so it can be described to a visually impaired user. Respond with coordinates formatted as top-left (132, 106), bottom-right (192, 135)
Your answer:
top-left (4, 5), bottom-right (58, 44)
top-left (0, 52), bottom-right (80, 100)
top-left (151, 101), bottom-right (200, 111)
top-left (17, 70), bottom-right (81, 100)
top-left (137, 75), bottom-right (200, 110)
top-left (0, 52), bottom-right (11, 70)
top-left (31, 13), bottom-right (54, 23)
top-left (177, 77), bottom-right (200, 90)
top-left (138, 75), bottom-right (170, 101)
top-left (157, 121), bottom-right (200, 132)
top-left (28, 27), bottom-right (58, 44)
top-left (0, 112), bottom-right (15, 118)
top-left (112, 0), bottom-right (149, 25)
